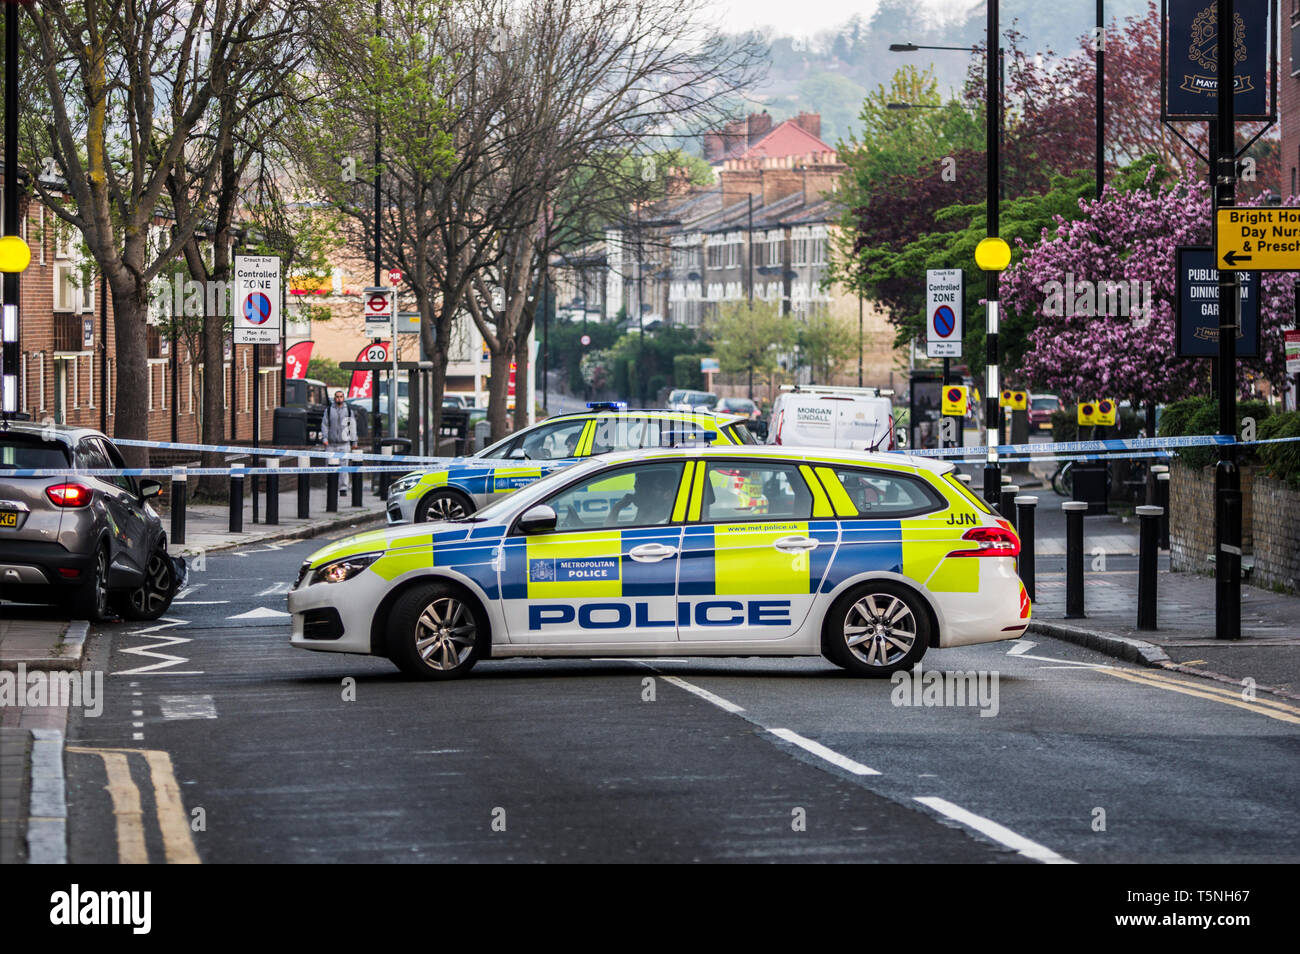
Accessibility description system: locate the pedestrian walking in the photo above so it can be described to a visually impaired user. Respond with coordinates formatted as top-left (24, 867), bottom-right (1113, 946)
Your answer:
top-left (321, 390), bottom-right (358, 494)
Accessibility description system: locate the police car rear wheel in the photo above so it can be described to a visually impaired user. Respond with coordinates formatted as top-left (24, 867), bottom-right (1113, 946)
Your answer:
top-left (387, 584), bottom-right (482, 679)
top-left (415, 489), bottom-right (473, 523)
top-left (824, 582), bottom-right (929, 677)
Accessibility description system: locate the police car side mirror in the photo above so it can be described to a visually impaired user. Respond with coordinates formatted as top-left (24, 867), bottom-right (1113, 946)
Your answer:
top-left (895, 427), bottom-right (908, 447)
top-left (517, 504), bottom-right (557, 534)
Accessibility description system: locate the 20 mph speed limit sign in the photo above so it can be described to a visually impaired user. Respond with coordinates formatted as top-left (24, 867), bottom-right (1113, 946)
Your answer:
top-left (363, 287), bottom-right (394, 338)
top-left (1216, 208), bottom-right (1300, 271)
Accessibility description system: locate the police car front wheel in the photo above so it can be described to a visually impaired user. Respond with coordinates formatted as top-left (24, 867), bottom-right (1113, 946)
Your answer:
top-left (415, 489), bottom-right (474, 523)
top-left (386, 583), bottom-right (483, 679)
top-left (823, 582), bottom-right (930, 677)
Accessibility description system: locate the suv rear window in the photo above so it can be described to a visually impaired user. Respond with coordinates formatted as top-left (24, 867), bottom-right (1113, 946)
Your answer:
top-left (0, 435), bottom-right (72, 470)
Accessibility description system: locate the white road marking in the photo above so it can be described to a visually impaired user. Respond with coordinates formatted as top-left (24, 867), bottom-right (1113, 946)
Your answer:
top-left (256, 582), bottom-right (292, 597)
top-left (131, 710), bottom-right (143, 717)
top-left (915, 796), bottom-right (1074, 864)
top-left (132, 733), bottom-right (143, 741)
top-left (769, 728), bottom-right (881, 776)
top-left (158, 694), bottom-right (217, 720)
top-left (172, 600), bottom-right (229, 606)
top-left (1007, 640), bottom-right (1036, 655)
top-left (1013, 653), bottom-right (1112, 669)
top-left (116, 619), bottom-right (202, 676)
top-left (659, 675), bottom-right (745, 713)
top-left (227, 607), bottom-right (291, 620)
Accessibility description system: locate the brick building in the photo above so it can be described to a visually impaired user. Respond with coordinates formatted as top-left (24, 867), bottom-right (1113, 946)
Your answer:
top-left (1284, 3), bottom-right (1300, 198)
top-left (2, 171), bottom-right (280, 445)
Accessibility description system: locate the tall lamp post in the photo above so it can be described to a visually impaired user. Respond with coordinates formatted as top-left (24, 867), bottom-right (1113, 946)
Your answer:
top-left (0, 0), bottom-right (29, 419)
top-left (979, 0), bottom-right (1004, 504)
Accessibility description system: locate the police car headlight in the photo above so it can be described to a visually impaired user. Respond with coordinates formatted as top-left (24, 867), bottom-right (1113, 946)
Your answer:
top-left (310, 552), bottom-right (382, 585)
top-left (390, 474), bottom-right (421, 495)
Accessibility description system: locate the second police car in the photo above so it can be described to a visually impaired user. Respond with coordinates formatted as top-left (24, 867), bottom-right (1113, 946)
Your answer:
top-left (290, 445), bottom-right (1030, 679)
top-left (385, 404), bottom-right (756, 523)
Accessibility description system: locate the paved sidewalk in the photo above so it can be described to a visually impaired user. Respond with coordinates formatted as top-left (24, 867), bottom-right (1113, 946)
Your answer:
top-left (1030, 567), bottom-right (1300, 700)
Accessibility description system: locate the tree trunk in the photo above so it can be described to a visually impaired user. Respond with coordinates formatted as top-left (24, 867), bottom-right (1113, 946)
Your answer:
top-left (513, 328), bottom-right (530, 430)
top-left (488, 341), bottom-right (515, 441)
top-left (108, 280), bottom-right (151, 467)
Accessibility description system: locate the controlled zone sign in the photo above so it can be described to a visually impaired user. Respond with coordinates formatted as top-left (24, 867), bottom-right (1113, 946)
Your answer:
top-left (941, 386), bottom-right (969, 416)
top-left (1215, 208), bottom-right (1300, 271)
top-left (926, 269), bottom-right (964, 358)
top-left (233, 255), bottom-right (281, 344)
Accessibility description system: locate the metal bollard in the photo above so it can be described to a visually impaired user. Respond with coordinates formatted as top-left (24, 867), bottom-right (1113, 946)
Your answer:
top-left (229, 466), bottom-right (244, 534)
top-left (351, 452), bottom-right (364, 509)
top-left (1136, 505), bottom-right (1162, 630)
top-left (1063, 500), bottom-right (1088, 619)
top-left (1001, 484), bottom-right (1020, 530)
top-left (1148, 464), bottom-right (1168, 507)
top-left (378, 445), bottom-right (393, 498)
top-left (297, 455), bottom-right (311, 519)
top-left (1015, 495), bottom-right (1037, 602)
top-left (266, 458), bottom-right (279, 526)
top-left (170, 466), bottom-right (187, 546)
top-left (1155, 471), bottom-right (1170, 551)
top-left (326, 456), bottom-right (339, 513)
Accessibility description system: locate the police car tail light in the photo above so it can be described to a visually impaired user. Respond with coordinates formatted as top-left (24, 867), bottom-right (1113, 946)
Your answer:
top-left (46, 483), bottom-right (92, 508)
top-left (948, 526), bottom-right (1020, 558)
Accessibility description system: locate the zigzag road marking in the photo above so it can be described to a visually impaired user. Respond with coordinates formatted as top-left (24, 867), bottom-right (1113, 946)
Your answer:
top-left (114, 618), bottom-right (202, 676)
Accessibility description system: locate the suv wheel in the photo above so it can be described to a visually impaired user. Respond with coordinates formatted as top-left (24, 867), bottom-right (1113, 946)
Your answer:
top-left (72, 546), bottom-right (110, 623)
top-left (114, 548), bottom-right (177, 621)
top-left (415, 489), bottom-right (473, 523)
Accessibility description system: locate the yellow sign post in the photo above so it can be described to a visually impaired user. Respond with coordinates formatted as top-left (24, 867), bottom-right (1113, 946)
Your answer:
top-left (1215, 208), bottom-right (1300, 271)
top-left (942, 385), bottom-right (969, 417)
top-left (1094, 398), bottom-right (1117, 426)
top-left (999, 389), bottom-right (1027, 410)
top-left (1077, 401), bottom-right (1097, 426)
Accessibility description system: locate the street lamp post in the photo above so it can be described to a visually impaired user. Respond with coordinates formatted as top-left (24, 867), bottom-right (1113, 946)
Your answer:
top-left (0, 0), bottom-right (28, 419)
top-left (981, 0), bottom-right (1004, 505)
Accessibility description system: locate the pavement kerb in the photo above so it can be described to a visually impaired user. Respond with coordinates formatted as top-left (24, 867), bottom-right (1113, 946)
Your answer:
top-left (174, 509), bottom-right (388, 556)
top-left (0, 620), bottom-right (87, 673)
top-left (1026, 619), bottom-right (1171, 667)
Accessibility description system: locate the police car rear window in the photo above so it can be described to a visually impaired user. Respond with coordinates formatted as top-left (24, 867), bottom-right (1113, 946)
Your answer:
top-left (828, 467), bottom-right (944, 518)
top-left (942, 472), bottom-right (995, 515)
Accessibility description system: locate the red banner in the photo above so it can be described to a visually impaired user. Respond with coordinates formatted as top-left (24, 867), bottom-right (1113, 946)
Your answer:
top-left (284, 340), bottom-right (313, 380)
top-left (348, 341), bottom-right (389, 399)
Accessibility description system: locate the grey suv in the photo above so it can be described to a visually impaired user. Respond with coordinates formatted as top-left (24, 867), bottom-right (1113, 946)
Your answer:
top-left (0, 421), bottom-right (183, 621)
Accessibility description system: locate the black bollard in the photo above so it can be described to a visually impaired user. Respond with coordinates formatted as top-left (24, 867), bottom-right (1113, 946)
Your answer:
top-left (1015, 495), bottom-right (1037, 602)
top-left (229, 466), bottom-right (244, 533)
top-left (1148, 464), bottom-right (1168, 506)
top-left (297, 455), bottom-right (310, 519)
top-left (1063, 500), bottom-right (1088, 619)
top-left (266, 458), bottom-right (279, 526)
top-left (170, 466), bottom-right (187, 546)
top-left (1155, 471), bottom-right (1170, 551)
top-left (351, 452), bottom-right (363, 509)
top-left (378, 445), bottom-right (393, 498)
top-left (1001, 485), bottom-right (1020, 530)
top-left (326, 455), bottom-right (339, 513)
top-left (1137, 504), bottom-right (1162, 630)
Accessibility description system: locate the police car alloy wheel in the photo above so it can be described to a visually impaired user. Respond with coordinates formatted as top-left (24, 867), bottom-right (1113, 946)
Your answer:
top-left (415, 488), bottom-right (474, 523)
top-left (387, 583), bottom-right (483, 679)
top-left (823, 581), bottom-right (930, 676)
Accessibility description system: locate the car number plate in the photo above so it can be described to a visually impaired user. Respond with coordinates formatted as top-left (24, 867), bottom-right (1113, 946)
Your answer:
top-left (0, 510), bottom-right (18, 528)
top-left (1038, 422), bottom-right (1052, 430)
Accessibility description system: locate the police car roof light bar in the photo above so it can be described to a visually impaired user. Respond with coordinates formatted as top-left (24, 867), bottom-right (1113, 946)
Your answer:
top-left (586, 401), bottom-right (628, 411)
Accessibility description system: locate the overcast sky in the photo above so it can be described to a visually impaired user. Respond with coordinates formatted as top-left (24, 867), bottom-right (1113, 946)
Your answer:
top-left (713, 0), bottom-right (976, 39)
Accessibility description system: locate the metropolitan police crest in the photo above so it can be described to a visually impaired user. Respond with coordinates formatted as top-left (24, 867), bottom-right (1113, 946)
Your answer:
top-left (529, 559), bottom-right (556, 583)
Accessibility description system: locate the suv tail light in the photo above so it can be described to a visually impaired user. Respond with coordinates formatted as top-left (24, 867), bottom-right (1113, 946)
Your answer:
top-left (46, 483), bottom-right (92, 508)
top-left (948, 526), bottom-right (1020, 558)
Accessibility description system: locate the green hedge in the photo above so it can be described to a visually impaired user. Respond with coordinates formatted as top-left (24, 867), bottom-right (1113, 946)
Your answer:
top-left (672, 354), bottom-right (703, 391)
top-left (1158, 396), bottom-right (1273, 469)
top-left (1258, 411), bottom-right (1300, 487)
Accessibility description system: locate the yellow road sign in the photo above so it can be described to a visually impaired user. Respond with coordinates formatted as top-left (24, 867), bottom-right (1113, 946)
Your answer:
top-left (1215, 208), bottom-right (1300, 271)
top-left (999, 389), bottom-right (1027, 410)
top-left (1077, 401), bottom-right (1097, 426)
top-left (1095, 398), bottom-right (1117, 426)
top-left (942, 385), bottom-right (968, 416)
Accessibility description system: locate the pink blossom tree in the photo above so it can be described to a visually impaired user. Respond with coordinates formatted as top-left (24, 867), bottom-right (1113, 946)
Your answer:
top-left (1000, 170), bottom-right (1291, 406)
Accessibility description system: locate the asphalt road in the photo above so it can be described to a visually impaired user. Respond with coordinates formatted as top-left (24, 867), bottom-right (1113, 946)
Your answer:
top-left (61, 531), bottom-right (1300, 864)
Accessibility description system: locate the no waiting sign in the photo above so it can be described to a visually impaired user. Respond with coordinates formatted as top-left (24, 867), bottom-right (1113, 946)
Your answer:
top-left (926, 268), bottom-right (964, 358)
top-left (233, 255), bottom-right (281, 344)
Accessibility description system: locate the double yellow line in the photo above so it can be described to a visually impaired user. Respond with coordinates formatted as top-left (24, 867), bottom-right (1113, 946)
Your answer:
top-left (67, 746), bottom-right (200, 864)
top-left (1097, 667), bottom-right (1300, 725)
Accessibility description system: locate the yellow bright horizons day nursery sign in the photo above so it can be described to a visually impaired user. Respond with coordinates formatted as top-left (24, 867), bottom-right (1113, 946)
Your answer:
top-left (1216, 208), bottom-right (1300, 271)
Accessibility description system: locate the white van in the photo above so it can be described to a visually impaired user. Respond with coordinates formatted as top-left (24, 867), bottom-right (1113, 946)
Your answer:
top-left (766, 385), bottom-right (897, 452)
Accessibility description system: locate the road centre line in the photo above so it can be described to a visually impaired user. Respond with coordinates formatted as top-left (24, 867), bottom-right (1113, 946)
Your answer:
top-left (768, 728), bottom-right (881, 776)
top-left (659, 675), bottom-right (745, 713)
top-left (915, 796), bottom-right (1075, 864)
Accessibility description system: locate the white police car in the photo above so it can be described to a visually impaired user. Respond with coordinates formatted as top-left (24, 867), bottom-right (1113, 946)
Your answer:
top-left (289, 446), bottom-right (1030, 679)
top-left (385, 404), bottom-right (755, 523)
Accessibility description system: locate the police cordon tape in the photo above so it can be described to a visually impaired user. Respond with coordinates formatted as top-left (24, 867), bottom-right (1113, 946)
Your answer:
top-left (0, 465), bottom-right (418, 478)
top-left (895, 433), bottom-right (1234, 458)
top-left (107, 436), bottom-right (456, 464)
